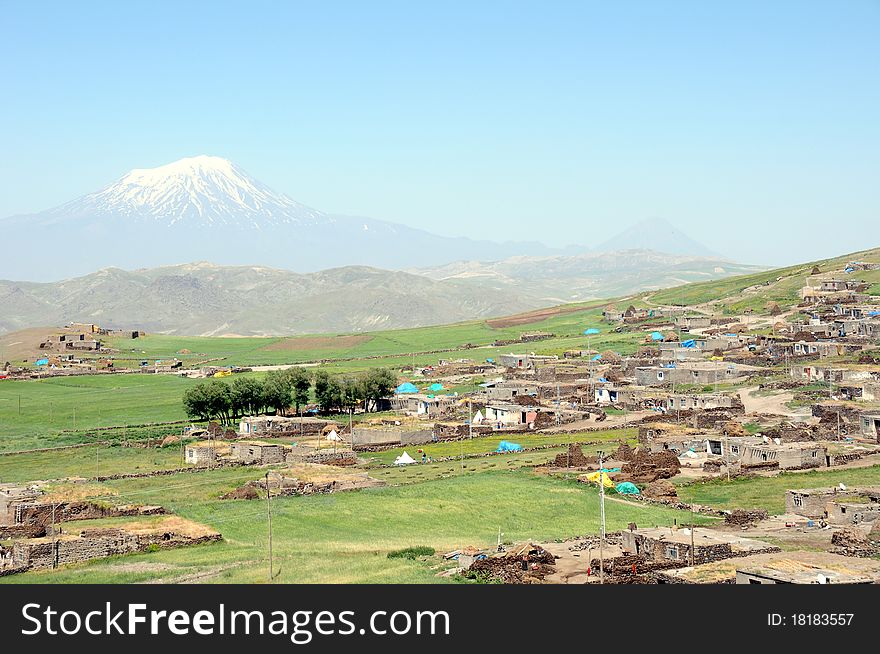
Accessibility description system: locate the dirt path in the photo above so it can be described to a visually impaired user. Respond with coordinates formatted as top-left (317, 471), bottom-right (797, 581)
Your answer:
top-left (540, 410), bottom-right (651, 433)
top-left (737, 386), bottom-right (810, 420)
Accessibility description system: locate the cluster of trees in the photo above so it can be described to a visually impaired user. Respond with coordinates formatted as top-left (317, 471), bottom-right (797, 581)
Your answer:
top-left (312, 368), bottom-right (396, 414)
top-left (182, 367), bottom-right (397, 424)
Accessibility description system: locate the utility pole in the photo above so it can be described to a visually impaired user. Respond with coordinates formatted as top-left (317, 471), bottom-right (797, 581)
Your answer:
top-left (266, 472), bottom-right (273, 583)
top-left (725, 435), bottom-right (731, 482)
top-left (555, 384), bottom-right (561, 426)
top-left (51, 502), bottom-right (59, 569)
top-left (689, 511), bottom-right (695, 567)
top-left (597, 450), bottom-right (606, 585)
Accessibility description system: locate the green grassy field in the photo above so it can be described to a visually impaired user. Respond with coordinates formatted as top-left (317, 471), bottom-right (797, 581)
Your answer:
top-left (0, 374), bottom-right (200, 451)
top-left (648, 246), bottom-right (880, 311)
top-left (361, 428), bottom-right (637, 466)
top-left (0, 443), bottom-right (189, 483)
top-left (677, 465), bottom-right (880, 514)
top-left (2, 470), bottom-right (715, 584)
top-left (0, 300), bottom-right (646, 452)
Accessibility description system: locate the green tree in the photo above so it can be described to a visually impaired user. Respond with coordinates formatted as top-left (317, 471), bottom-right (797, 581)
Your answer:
top-left (182, 383), bottom-right (211, 421)
top-left (314, 369), bottom-right (343, 413)
top-left (183, 380), bottom-right (233, 424)
top-left (204, 379), bottom-right (233, 424)
top-left (340, 376), bottom-right (362, 413)
top-left (230, 376), bottom-right (265, 417)
top-left (361, 368), bottom-right (396, 412)
top-left (262, 369), bottom-right (293, 414)
top-left (285, 367), bottom-right (312, 414)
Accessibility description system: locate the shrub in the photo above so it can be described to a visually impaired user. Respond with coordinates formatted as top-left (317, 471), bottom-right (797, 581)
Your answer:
top-left (387, 545), bottom-right (435, 560)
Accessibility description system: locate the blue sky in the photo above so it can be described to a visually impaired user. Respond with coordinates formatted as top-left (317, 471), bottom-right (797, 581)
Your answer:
top-left (1, 1), bottom-right (877, 265)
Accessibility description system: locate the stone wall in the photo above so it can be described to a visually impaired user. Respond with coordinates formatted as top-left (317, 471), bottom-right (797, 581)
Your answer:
top-left (11, 529), bottom-right (221, 572)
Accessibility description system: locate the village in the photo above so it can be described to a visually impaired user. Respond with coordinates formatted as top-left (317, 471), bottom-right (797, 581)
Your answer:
top-left (2, 258), bottom-right (880, 584)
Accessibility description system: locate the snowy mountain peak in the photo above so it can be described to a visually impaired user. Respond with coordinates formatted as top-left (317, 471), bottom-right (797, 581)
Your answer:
top-left (46, 155), bottom-right (326, 228)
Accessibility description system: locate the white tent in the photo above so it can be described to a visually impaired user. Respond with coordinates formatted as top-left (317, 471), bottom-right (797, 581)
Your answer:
top-left (394, 451), bottom-right (416, 466)
top-left (325, 429), bottom-right (341, 442)
top-left (472, 410), bottom-right (484, 425)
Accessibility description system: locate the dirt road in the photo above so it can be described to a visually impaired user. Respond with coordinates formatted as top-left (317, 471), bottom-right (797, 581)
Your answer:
top-left (738, 386), bottom-right (811, 420)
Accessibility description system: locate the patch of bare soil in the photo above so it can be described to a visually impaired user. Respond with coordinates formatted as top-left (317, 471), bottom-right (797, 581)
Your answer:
top-left (0, 326), bottom-right (55, 361)
top-left (262, 334), bottom-right (372, 352)
top-left (486, 304), bottom-right (584, 329)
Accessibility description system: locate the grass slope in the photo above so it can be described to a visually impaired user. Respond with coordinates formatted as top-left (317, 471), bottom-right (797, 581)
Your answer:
top-left (2, 470), bottom-right (714, 584)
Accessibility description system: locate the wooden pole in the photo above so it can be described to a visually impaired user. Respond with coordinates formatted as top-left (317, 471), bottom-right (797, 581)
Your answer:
top-left (266, 472), bottom-right (273, 583)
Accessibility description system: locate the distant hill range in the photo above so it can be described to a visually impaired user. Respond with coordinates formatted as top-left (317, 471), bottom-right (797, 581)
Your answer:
top-left (0, 253), bottom-right (764, 336)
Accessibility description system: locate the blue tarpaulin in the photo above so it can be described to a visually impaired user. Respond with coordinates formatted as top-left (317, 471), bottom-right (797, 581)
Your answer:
top-left (395, 382), bottom-right (418, 394)
top-left (650, 331), bottom-right (664, 341)
top-left (496, 441), bottom-right (522, 452)
top-left (429, 383), bottom-right (444, 392)
top-left (615, 482), bottom-right (640, 495)
top-left (681, 339), bottom-right (696, 348)
top-left (598, 377), bottom-right (608, 383)
top-left (34, 358), bottom-right (49, 366)
top-left (592, 354), bottom-right (602, 361)
top-left (583, 328), bottom-right (600, 335)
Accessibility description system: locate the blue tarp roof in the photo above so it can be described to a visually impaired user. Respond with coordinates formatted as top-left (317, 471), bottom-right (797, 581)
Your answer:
top-left (395, 382), bottom-right (418, 394)
top-left (681, 339), bottom-right (696, 348)
top-left (650, 331), bottom-right (664, 341)
top-left (598, 377), bottom-right (608, 383)
top-left (592, 354), bottom-right (602, 361)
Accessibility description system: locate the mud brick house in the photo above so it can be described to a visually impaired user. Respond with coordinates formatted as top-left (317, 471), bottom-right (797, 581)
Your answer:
top-left (594, 385), bottom-right (668, 410)
top-left (635, 362), bottom-right (739, 387)
top-left (238, 415), bottom-right (337, 437)
top-left (184, 440), bottom-right (231, 465)
top-left (838, 382), bottom-right (880, 402)
top-left (659, 551), bottom-right (880, 584)
top-left (389, 393), bottom-right (455, 418)
top-left (860, 412), bottom-right (880, 441)
top-left (602, 307), bottom-right (624, 322)
top-left (497, 353), bottom-right (557, 370)
top-left (0, 485), bottom-right (41, 525)
top-left (740, 443), bottom-right (826, 469)
top-left (620, 527), bottom-right (776, 565)
top-left (484, 403), bottom-right (541, 428)
top-left (734, 551), bottom-right (880, 584)
top-left (229, 441), bottom-right (287, 464)
top-left (787, 487), bottom-right (880, 524)
top-left (661, 393), bottom-right (737, 412)
top-left (350, 426), bottom-right (434, 449)
top-left (675, 316), bottom-right (712, 330)
top-left (485, 380), bottom-right (539, 401)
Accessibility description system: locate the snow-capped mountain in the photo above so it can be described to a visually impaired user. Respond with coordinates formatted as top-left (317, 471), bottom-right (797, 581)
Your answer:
top-left (0, 155), bottom-right (554, 281)
top-left (39, 155), bottom-right (326, 228)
